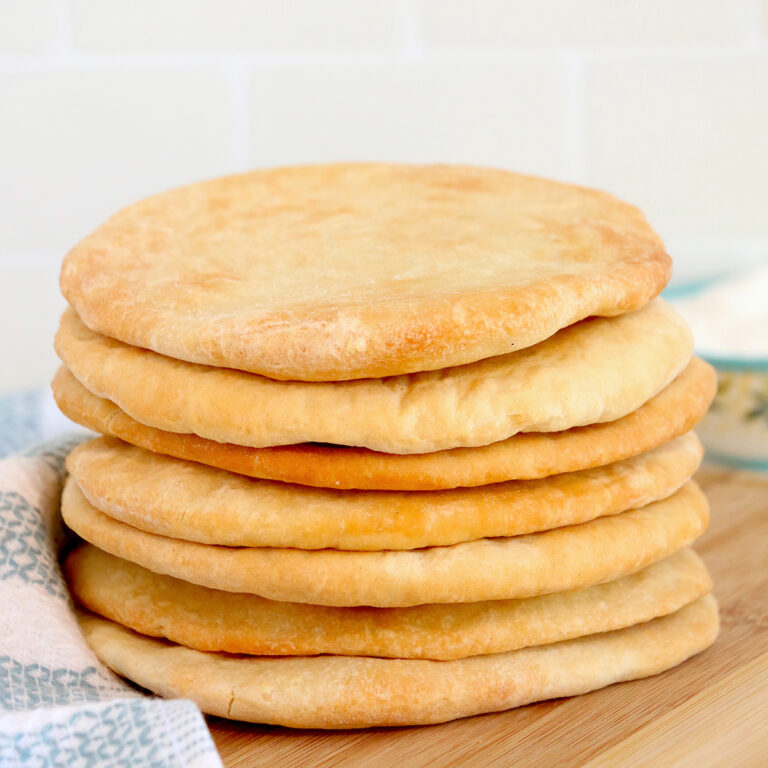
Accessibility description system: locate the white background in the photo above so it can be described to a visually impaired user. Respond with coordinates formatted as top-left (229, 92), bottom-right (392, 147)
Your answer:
top-left (1, 0), bottom-right (767, 393)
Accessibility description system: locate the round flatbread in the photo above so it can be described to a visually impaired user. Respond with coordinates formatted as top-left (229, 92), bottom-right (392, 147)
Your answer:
top-left (66, 433), bottom-right (702, 550)
top-left (52, 358), bottom-right (716, 490)
top-left (66, 546), bottom-right (712, 660)
top-left (62, 480), bottom-right (709, 607)
top-left (78, 595), bottom-right (718, 728)
top-left (60, 164), bottom-right (670, 381)
top-left (55, 300), bottom-right (692, 454)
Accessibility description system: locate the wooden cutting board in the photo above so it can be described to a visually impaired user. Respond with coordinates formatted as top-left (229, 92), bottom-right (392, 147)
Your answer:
top-left (209, 467), bottom-right (768, 767)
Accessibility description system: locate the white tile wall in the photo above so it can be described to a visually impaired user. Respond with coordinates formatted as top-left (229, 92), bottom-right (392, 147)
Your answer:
top-left (0, 69), bottom-right (235, 251)
top-left (0, 263), bottom-right (65, 393)
top-left (249, 59), bottom-right (573, 178)
top-left (415, 0), bottom-right (761, 47)
top-left (0, 1), bottom-right (766, 392)
top-left (0, 0), bottom-right (60, 54)
top-left (70, 0), bottom-right (408, 52)
top-left (583, 54), bottom-right (768, 261)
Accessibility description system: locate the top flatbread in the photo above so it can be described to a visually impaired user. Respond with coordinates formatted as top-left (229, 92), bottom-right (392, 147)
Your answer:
top-left (55, 300), bottom-right (691, 454)
top-left (60, 164), bottom-right (670, 381)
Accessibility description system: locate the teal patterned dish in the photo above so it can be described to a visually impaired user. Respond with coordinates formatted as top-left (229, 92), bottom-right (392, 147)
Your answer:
top-left (696, 356), bottom-right (768, 471)
top-left (668, 269), bottom-right (768, 472)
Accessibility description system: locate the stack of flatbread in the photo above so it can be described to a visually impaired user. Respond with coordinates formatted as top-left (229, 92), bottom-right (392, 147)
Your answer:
top-left (54, 164), bottom-right (718, 729)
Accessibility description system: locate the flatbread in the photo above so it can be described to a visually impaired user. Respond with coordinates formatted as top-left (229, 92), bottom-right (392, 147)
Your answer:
top-left (66, 433), bottom-right (702, 550)
top-left (60, 163), bottom-right (670, 381)
top-left (62, 480), bottom-right (709, 607)
top-left (78, 595), bottom-right (718, 728)
top-left (66, 545), bottom-right (712, 660)
top-left (52, 358), bottom-right (716, 490)
top-left (55, 300), bottom-right (692, 454)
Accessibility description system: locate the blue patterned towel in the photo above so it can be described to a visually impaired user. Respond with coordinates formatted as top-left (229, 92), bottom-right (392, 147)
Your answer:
top-left (0, 393), bottom-right (222, 767)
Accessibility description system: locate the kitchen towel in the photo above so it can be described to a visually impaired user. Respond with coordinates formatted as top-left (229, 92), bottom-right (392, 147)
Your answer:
top-left (0, 391), bottom-right (222, 768)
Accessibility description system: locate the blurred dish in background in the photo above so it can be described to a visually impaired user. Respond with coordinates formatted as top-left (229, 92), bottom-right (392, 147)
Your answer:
top-left (673, 267), bottom-right (768, 470)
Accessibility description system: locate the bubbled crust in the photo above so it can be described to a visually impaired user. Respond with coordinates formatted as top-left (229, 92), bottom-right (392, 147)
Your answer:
top-left (65, 433), bottom-right (702, 550)
top-left (62, 480), bottom-right (709, 607)
top-left (78, 596), bottom-right (718, 728)
top-left (52, 358), bottom-right (715, 489)
top-left (67, 546), bottom-right (711, 660)
top-left (54, 300), bottom-right (692, 454)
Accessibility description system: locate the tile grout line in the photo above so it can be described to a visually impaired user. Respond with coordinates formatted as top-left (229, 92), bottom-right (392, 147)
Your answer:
top-left (401, 0), bottom-right (426, 59)
top-left (225, 58), bottom-right (251, 171)
top-left (2, 46), bottom-right (767, 72)
top-left (745, 0), bottom-right (767, 51)
top-left (55, 0), bottom-right (74, 62)
top-left (565, 53), bottom-right (586, 182)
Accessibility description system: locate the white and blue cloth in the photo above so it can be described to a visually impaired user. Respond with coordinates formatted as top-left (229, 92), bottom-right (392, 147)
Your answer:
top-left (0, 391), bottom-right (222, 767)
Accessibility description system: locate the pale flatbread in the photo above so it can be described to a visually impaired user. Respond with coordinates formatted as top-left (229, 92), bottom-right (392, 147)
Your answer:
top-left (66, 433), bottom-right (702, 550)
top-left (55, 300), bottom-right (692, 454)
top-left (60, 164), bottom-right (670, 381)
top-left (52, 358), bottom-right (716, 490)
top-left (78, 595), bottom-right (718, 728)
top-left (66, 546), bottom-right (712, 660)
top-left (62, 480), bottom-right (709, 607)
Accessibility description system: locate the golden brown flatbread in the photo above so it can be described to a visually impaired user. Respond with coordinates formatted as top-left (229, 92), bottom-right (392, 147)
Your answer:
top-left (55, 300), bottom-right (692, 453)
top-left (62, 479), bottom-right (709, 607)
top-left (78, 595), bottom-right (719, 728)
top-left (66, 433), bottom-right (702, 550)
top-left (52, 358), bottom-right (716, 489)
top-left (60, 163), bottom-right (670, 381)
top-left (66, 545), bottom-right (712, 660)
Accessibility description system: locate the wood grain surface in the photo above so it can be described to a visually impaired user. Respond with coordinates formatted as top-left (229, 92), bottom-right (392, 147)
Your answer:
top-left (209, 467), bottom-right (768, 767)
